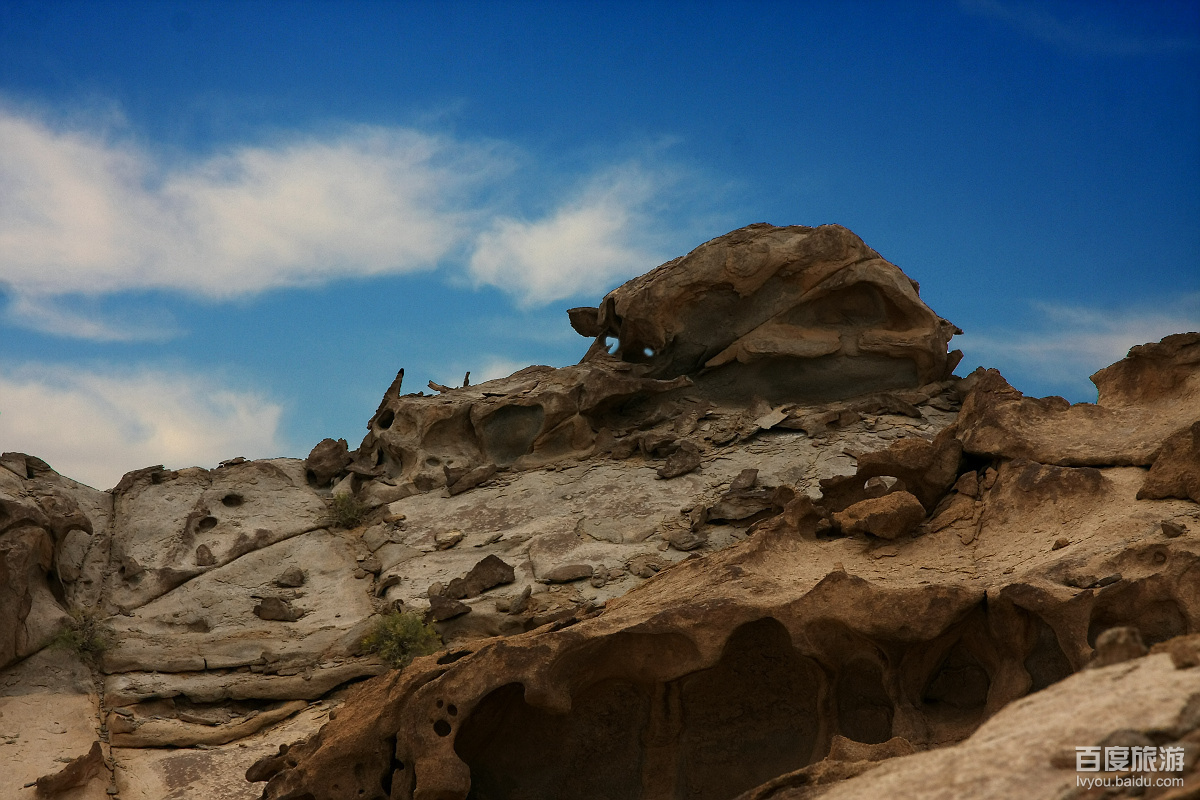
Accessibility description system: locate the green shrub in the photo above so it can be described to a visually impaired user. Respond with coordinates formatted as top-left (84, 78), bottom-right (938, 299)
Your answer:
top-left (328, 492), bottom-right (369, 528)
top-left (360, 610), bottom-right (441, 668)
top-left (51, 607), bottom-right (114, 661)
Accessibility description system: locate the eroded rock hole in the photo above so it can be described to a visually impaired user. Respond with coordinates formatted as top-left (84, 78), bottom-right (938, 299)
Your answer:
top-left (457, 680), bottom-right (651, 800)
top-left (480, 404), bottom-right (545, 467)
top-left (434, 719), bottom-right (451, 737)
top-left (1088, 593), bottom-right (1187, 648)
top-left (835, 656), bottom-right (893, 744)
top-left (376, 409), bottom-right (395, 430)
top-left (678, 618), bottom-right (823, 799)
top-left (220, 493), bottom-right (244, 507)
top-left (197, 516), bottom-right (218, 530)
top-left (922, 641), bottom-right (990, 711)
top-left (1024, 616), bottom-right (1072, 693)
top-left (455, 620), bottom-right (822, 800)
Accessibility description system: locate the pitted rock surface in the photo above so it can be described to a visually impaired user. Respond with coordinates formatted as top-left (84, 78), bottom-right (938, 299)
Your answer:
top-left (0, 225), bottom-right (1195, 800)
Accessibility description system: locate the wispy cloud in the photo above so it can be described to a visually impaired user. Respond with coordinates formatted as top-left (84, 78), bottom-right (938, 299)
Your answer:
top-left (0, 105), bottom-right (687, 337)
top-left (956, 295), bottom-right (1200, 398)
top-left (4, 294), bottom-right (180, 341)
top-left (0, 364), bottom-right (285, 490)
top-left (960, 0), bottom-right (1200, 56)
top-left (468, 165), bottom-right (673, 306)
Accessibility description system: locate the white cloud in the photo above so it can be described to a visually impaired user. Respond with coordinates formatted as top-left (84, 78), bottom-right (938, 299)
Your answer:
top-left (956, 296), bottom-right (1200, 396)
top-left (960, 0), bottom-right (1200, 56)
top-left (0, 107), bottom-right (502, 300)
top-left (0, 105), bottom-right (685, 333)
top-left (467, 166), bottom-right (669, 305)
top-left (5, 294), bottom-right (179, 342)
top-left (0, 365), bottom-right (285, 490)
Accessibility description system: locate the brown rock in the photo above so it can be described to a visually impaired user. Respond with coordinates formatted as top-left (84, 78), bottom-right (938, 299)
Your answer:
top-left (275, 566), bottom-right (306, 587)
top-left (434, 530), bottom-right (464, 550)
top-left (194, 544), bottom-right (216, 566)
top-left (819, 428), bottom-right (962, 513)
top-left (445, 464), bottom-right (499, 496)
top-left (575, 223), bottom-right (960, 400)
top-left (657, 441), bottom-right (702, 479)
top-left (253, 597), bottom-right (304, 622)
top-left (1151, 633), bottom-right (1200, 670)
top-left (957, 334), bottom-right (1200, 466)
top-left (445, 555), bottom-right (516, 600)
top-left (1138, 421), bottom-right (1200, 503)
top-left (833, 491), bottom-right (927, 539)
top-left (1089, 626), bottom-right (1148, 669)
top-left (541, 564), bottom-right (594, 583)
top-left (34, 741), bottom-right (106, 797)
top-left (428, 593), bottom-right (471, 621)
top-left (1162, 520), bottom-right (1187, 538)
top-left (305, 438), bottom-right (353, 487)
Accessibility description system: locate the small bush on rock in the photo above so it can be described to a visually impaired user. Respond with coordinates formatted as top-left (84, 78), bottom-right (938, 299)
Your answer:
top-left (328, 492), bottom-right (369, 528)
top-left (361, 611), bottom-right (441, 668)
top-left (51, 607), bottom-right (114, 661)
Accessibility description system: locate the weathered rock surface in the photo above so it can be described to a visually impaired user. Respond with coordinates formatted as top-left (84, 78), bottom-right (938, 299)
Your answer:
top-left (252, 330), bottom-right (1200, 800)
top-left (957, 332), bottom-right (1200, 466)
top-left (356, 223), bottom-right (961, 495)
top-left (572, 223), bottom-right (962, 396)
top-left (1, 225), bottom-right (1196, 800)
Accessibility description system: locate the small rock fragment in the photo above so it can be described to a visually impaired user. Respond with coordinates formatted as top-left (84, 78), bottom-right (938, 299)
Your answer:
top-left (1162, 520), bottom-right (1187, 538)
top-left (542, 564), bottom-right (594, 583)
top-left (434, 530), bottom-right (464, 550)
top-left (195, 544), bottom-right (216, 567)
top-left (253, 597), bottom-right (304, 622)
top-left (1052, 537), bottom-right (1070, 550)
top-left (657, 442), bottom-right (702, 479)
top-left (428, 594), bottom-right (471, 621)
top-left (275, 567), bottom-right (306, 588)
top-left (833, 491), bottom-right (926, 540)
top-left (1089, 626), bottom-right (1147, 669)
top-left (445, 555), bottom-right (516, 599)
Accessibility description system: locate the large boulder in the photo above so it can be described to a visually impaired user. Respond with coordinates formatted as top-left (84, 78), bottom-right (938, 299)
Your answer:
top-left (571, 223), bottom-right (961, 402)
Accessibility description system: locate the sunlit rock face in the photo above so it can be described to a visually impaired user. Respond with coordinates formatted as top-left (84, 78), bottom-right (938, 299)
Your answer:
top-left (570, 223), bottom-right (962, 403)
top-left (358, 224), bottom-right (962, 493)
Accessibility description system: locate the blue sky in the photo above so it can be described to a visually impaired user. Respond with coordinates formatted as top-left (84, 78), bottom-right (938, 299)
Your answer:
top-left (0, 0), bottom-right (1197, 490)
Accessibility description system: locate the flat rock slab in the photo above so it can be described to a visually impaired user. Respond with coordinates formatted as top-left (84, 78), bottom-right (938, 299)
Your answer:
top-left (103, 530), bottom-right (375, 674)
top-left (0, 648), bottom-right (107, 800)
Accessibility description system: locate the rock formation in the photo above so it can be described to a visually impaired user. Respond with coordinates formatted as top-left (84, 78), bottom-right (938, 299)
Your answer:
top-left (0, 223), bottom-right (1196, 800)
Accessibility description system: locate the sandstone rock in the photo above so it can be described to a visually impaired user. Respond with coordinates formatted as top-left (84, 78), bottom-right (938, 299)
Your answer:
top-left (1138, 420), bottom-right (1200, 503)
top-left (428, 594), bottom-right (471, 622)
top-left (358, 225), bottom-right (960, 496)
top-left (274, 567), bottom-right (306, 588)
top-left (1089, 626), bottom-right (1148, 668)
top-left (818, 427), bottom-right (962, 514)
top-left (445, 555), bottom-right (516, 600)
top-left (657, 441), bottom-right (702, 479)
top-left (574, 224), bottom-right (960, 401)
top-left (304, 438), bottom-right (353, 487)
top-left (109, 699), bottom-right (308, 748)
top-left (33, 740), bottom-right (107, 796)
top-left (445, 464), bottom-right (499, 496)
top-left (832, 491), bottom-right (926, 539)
top-left (253, 597), bottom-right (304, 623)
top-left (541, 564), bottom-right (593, 583)
top-left (434, 530), bottom-right (464, 550)
top-left (957, 333), bottom-right (1200, 467)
